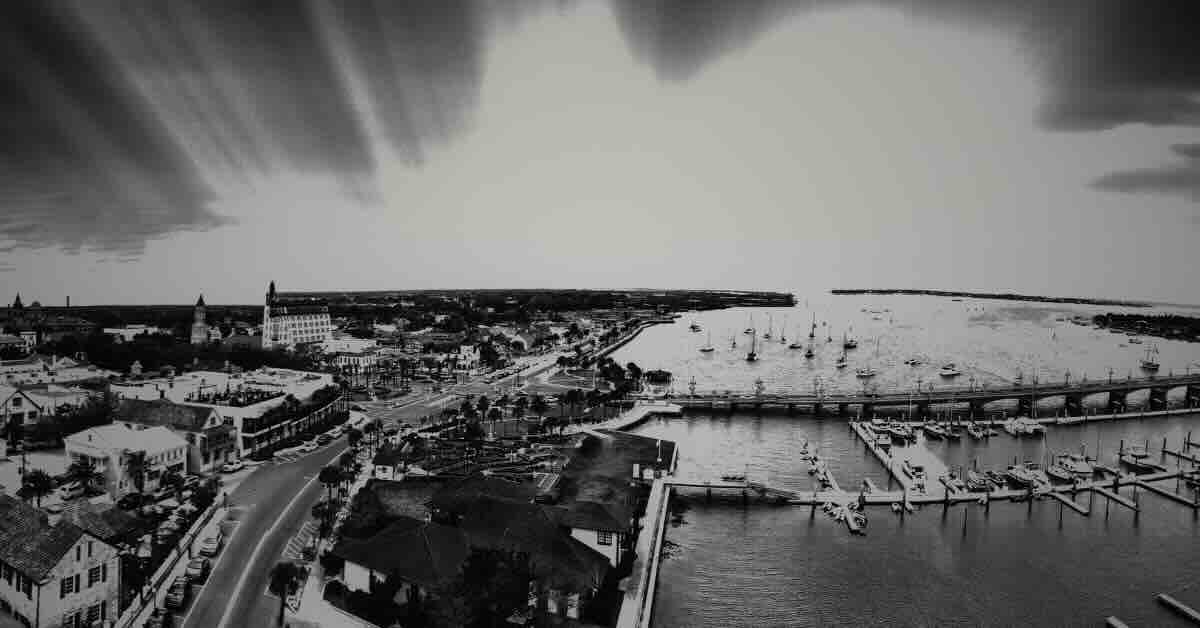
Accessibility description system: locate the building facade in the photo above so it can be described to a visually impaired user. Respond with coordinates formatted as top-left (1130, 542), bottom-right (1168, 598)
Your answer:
top-left (189, 295), bottom-right (210, 345)
top-left (64, 425), bottom-right (188, 499)
top-left (261, 281), bottom-right (332, 350)
top-left (0, 496), bottom-right (121, 628)
top-left (113, 399), bottom-right (238, 473)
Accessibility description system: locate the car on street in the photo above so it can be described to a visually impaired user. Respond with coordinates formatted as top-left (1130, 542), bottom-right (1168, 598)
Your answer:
top-left (220, 460), bottom-right (245, 473)
top-left (198, 533), bottom-right (223, 557)
top-left (180, 475), bottom-right (202, 491)
top-left (117, 492), bottom-right (145, 510)
top-left (164, 576), bottom-right (189, 610)
top-left (57, 481), bottom-right (85, 501)
top-left (185, 557), bottom-right (210, 582)
top-left (145, 608), bottom-right (173, 628)
top-left (298, 441), bottom-right (318, 453)
top-left (316, 434), bottom-right (333, 445)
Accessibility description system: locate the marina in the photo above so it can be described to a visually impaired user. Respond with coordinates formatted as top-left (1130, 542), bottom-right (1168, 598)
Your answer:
top-left (609, 296), bottom-right (1200, 627)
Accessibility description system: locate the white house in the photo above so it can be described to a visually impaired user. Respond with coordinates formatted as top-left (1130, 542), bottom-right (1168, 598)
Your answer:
top-left (0, 387), bottom-right (42, 443)
top-left (556, 501), bottom-right (632, 567)
top-left (64, 425), bottom-right (188, 499)
top-left (100, 325), bottom-right (162, 343)
top-left (0, 495), bottom-right (121, 628)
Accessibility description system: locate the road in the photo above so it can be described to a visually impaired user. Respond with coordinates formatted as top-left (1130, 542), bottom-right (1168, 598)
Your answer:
top-left (182, 442), bottom-right (346, 628)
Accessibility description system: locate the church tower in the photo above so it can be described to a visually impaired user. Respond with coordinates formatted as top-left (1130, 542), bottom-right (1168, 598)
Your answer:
top-left (262, 281), bottom-right (276, 349)
top-left (190, 294), bottom-right (209, 345)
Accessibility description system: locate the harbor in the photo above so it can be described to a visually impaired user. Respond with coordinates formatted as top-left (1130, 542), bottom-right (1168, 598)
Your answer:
top-left (609, 295), bottom-right (1200, 627)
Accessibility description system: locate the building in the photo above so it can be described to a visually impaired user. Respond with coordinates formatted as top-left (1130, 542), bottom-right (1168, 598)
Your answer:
top-left (0, 337), bottom-right (27, 357)
top-left (64, 425), bottom-right (188, 499)
top-left (555, 501), bottom-right (632, 567)
top-left (189, 295), bottom-right (210, 345)
top-left (113, 399), bottom-right (238, 473)
top-left (2, 384), bottom-right (91, 447)
top-left (0, 356), bottom-right (111, 388)
top-left (110, 368), bottom-right (337, 457)
top-left (100, 325), bottom-right (162, 343)
top-left (0, 495), bottom-right (121, 628)
top-left (323, 338), bottom-right (380, 372)
top-left (262, 281), bottom-right (332, 350)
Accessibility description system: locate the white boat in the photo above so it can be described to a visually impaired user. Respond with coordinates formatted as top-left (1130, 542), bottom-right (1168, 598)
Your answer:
top-left (804, 343), bottom-right (815, 359)
top-left (1140, 345), bottom-right (1160, 372)
top-left (1057, 453), bottom-right (1095, 477)
top-left (699, 331), bottom-right (715, 353)
top-left (763, 314), bottom-right (773, 340)
top-left (855, 367), bottom-right (877, 378)
top-left (939, 363), bottom-right (962, 377)
top-left (746, 330), bottom-right (758, 362)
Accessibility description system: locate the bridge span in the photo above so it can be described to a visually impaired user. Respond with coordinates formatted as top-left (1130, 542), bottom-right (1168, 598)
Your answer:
top-left (669, 373), bottom-right (1200, 418)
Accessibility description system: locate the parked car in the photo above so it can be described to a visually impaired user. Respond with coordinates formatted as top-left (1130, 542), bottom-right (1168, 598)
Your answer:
top-left (58, 481), bottom-right (85, 501)
top-left (180, 475), bottom-right (202, 491)
top-left (145, 608), bottom-right (173, 628)
top-left (184, 557), bottom-right (210, 582)
top-left (316, 434), bottom-right (333, 445)
top-left (298, 441), bottom-right (318, 453)
top-left (117, 492), bottom-right (145, 510)
top-left (198, 533), bottom-right (223, 557)
top-left (221, 460), bottom-right (245, 473)
top-left (164, 577), bottom-right (189, 610)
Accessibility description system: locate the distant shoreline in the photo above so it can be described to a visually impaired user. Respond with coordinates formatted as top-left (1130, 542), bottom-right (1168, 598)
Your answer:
top-left (830, 289), bottom-right (1150, 308)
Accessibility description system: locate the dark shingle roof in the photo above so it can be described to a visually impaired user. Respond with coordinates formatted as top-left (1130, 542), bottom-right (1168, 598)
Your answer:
top-left (555, 500), bottom-right (631, 533)
top-left (117, 398), bottom-right (218, 432)
top-left (0, 495), bottom-right (88, 582)
top-left (429, 473), bottom-right (538, 514)
top-left (60, 501), bottom-right (141, 544)
top-left (332, 516), bottom-right (470, 590)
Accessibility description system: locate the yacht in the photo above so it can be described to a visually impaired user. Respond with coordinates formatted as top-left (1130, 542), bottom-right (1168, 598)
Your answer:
top-left (1056, 453), bottom-right (1095, 477)
top-left (1140, 345), bottom-right (1160, 372)
top-left (939, 363), bottom-right (963, 377)
top-left (921, 423), bottom-right (947, 440)
top-left (966, 423), bottom-right (988, 440)
top-left (698, 331), bottom-right (715, 353)
top-left (1004, 463), bottom-right (1038, 488)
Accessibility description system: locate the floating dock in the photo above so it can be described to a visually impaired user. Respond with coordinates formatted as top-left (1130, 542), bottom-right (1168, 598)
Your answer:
top-left (1134, 480), bottom-right (1198, 509)
top-left (1157, 593), bottom-right (1200, 625)
top-left (1090, 487), bottom-right (1139, 511)
top-left (1046, 491), bottom-right (1090, 515)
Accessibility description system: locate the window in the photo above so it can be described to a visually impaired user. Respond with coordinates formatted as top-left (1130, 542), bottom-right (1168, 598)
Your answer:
top-left (2, 563), bottom-right (11, 584)
top-left (87, 541), bottom-right (93, 557)
top-left (87, 602), bottom-right (104, 623)
top-left (76, 546), bottom-right (81, 561)
top-left (597, 530), bottom-right (613, 546)
top-left (88, 565), bottom-right (103, 586)
top-left (61, 575), bottom-right (75, 597)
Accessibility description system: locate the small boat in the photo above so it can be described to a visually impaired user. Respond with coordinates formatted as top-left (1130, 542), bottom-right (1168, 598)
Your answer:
top-left (855, 367), bottom-right (877, 378)
top-left (985, 470), bottom-right (1006, 487)
top-left (689, 321), bottom-right (702, 332)
top-left (875, 434), bottom-right (892, 450)
top-left (891, 502), bottom-right (902, 513)
top-left (1140, 344), bottom-right (1160, 372)
top-left (787, 325), bottom-right (804, 349)
top-left (804, 343), bottom-right (815, 359)
top-left (901, 460), bottom-right (925, 480)
top-left (835, 353), bottom-right (848, 369)
top-left (843, 330), bottom-right (858, 350)
top-left (720, 473), bottom-right (747, 482)
top-left (939, 363), bottom-right (962, 377)
top-left (921, 423), bottom-right (947, 440)
top-left (966, 423), bottom-right (987, 440)
top-left (746, 331), bottom-right (758, 362)
top-left (1004, 463), bottom-right (1038, 488)
top-left (903, 357), bottom-right (923, 366)
top-left (1128, 336), bottom-right (1143, 344)
top-left (944, 426), bottom-right (962, 441)
top-left (965, 471), bottom-right (990, 492)
top-left (763, 314), bottom-right (773, 340)
top-left (698, 331), bottom-right (715, 353)
top-left (1045, 463), bottom-right (1074, 483)
top-left (1119, 444), bottom-right (1162, 472)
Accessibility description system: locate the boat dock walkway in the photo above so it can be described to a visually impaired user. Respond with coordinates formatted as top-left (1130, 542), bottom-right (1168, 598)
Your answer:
top-left (1090, 486), bottom-right (1139, 511)
top-left (1157, 593), bottom-right (1200, 625)
top-left (1134, 479), bottom-right (1199, 509)
top-left (1163, 448), bottom-right (1200, 466)
top-left (1046, 491), bottom-right (1090, 515)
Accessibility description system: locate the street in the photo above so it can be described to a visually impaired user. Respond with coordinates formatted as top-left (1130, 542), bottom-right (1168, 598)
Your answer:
top-left (182, 442), bottom-right (346, 628)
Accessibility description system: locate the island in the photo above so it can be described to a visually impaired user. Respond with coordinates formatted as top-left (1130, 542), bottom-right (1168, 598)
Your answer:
top-left (831, 289), bottom-right (1150, 308)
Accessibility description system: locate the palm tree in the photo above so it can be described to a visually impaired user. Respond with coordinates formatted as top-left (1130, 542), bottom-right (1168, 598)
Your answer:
top-left (268, 561), bottom-right (301, 627)
top-left (346, 427), bottom-right (363, 449)
top-left (22, 469), bottom-right (54, 507)
top-left (318, 465), bottom-right (341, 504)
top-left (66, 459), bottom-right (103, 494)
top-left (123, 450), bottom-right (147, 495)
top-left (531, 394), bottom-right (548, 418)
top-left (362, 423), bottom-right (378, 452)
top-left (475, 395), bottom-right (490, 419)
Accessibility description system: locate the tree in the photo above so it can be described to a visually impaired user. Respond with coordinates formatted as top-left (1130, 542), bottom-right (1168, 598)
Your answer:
top-left (347, 427), bottom-right (363, 449)
top-left (21, 469), bottom-right (55, 507)
top-left (530, 394), bottom-right (548, 417)
top-left (318, 465), bottom-right (341, 504)
top-left (426, 549), bottom-right (532, 628)
top-left (123, 450), bottom-right (147, 495)
top-left (268, 561), bottom-right (302, 627)
top-left (66, 459), bottom-right (103, 493)
top-left (565, 388), bottom-right (582, 416)
top-left (475, 395), bottom-right (490, 419)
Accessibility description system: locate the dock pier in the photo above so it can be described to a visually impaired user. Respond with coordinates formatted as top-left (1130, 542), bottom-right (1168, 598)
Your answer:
top-left (1134, 480), bottom-right (1198, 509)
top-left (1157, 593), bottom-right (1200, 625)
top-left (1046, 491), bottom-right (1090, 516)
top-left (1090, 487), bottom-right (1139, 511)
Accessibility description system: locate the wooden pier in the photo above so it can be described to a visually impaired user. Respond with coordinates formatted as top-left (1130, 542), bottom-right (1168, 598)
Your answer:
top-left (1046, 491), bottom-right (1090, 515)
top-left (1105, 617), bottom-right (1131, 628)
top-left (1134, 480), bottom-right (1198, 509)
top-left (1157, 593), bottom-right (1200, 625)
top-left (1164, 449), bottom-right (1200, 465)
top-left (1090, 487), bottom-right (1139, 511)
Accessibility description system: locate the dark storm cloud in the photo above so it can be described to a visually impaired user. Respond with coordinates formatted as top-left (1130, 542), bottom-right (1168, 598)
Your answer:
top-left (1092, 143), bottom-right (1200, 201)
top-left (3, 0), bottom-right (1200, 262)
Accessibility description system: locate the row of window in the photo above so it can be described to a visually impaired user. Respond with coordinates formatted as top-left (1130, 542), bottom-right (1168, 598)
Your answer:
top-left (60, 562), bottom-right (107, 598)
top-left (1, 561), bottom-right (34, 598)
top-left (62, 600), bottom-right (108, 628)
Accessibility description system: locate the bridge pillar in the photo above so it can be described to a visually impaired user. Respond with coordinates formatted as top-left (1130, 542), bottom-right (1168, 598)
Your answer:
top-left (1187, 385), bottom-right (1200, 407)
top-left (862, 403), bottom-right (874, 419)
top-left (1064, 394), bottom-right (1083, 417)
top-left (837, 403), bottom-right (848, 417)
top-left (1017, 396), bottom-right (1034, 417)
top-left (915, 402), bottom-right (930, 421)
top-left (968, 400), bottom-right (985, 420)
top-left (1148, 387), bottom-right (1168, 410)
top-left (813, 403), bottom-right (823, 416)
top-left (1107, 391), bottom-right (1127, 414)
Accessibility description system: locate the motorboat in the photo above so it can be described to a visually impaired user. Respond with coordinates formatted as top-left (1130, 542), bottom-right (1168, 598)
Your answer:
top-left (855, 367), bottom-right (877, 379)
top-left (1140, 345), bottom-right (1160, 372)
top-left (689, 321), bottom-right (702, 332)
top-left (875, 434), bottom-right (892, 450)
top-left (835, 354), bottom-right (848, 369)
top-left (901, 460), bottom-right (925, 480)
top-left (939, 472), bottom-right (966, 493)
top-left (1004, 463), bottom-right (1038, 488)
top-left (921, 423), bottom-right (947, 440)
top-left (804, 344), bottom-right (815, 359)
top-left (966, 423), bottom-right (988, 440)
top-left (939, 363), bottom-right (963, 377)
top-left (1057, 453), bottom-right (1095, 477)
top-left (886, 423), bottom-right (915, 443)
top-left (965, 471), bottom-right (990, 492)
top-left (698, 331), bottom-right (715, 353)
top-left (984, 470), bottom-right (1006, 488)
top-left (1045, 463), bottom-right (1074, 483)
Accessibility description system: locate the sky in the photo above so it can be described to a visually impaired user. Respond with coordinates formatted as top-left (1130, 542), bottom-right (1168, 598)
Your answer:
top-left (1, 0), bottom-right (1199, 305)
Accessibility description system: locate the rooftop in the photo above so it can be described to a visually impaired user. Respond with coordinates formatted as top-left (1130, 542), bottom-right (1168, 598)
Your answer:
top-left (0, 494), bottom-right (88, 582)
top-left (65, 423), bottom-right (187, 455)
top-left (117, 398), bottom-right (220, 432)
top-left (332, 516), bottom-right (470, 590)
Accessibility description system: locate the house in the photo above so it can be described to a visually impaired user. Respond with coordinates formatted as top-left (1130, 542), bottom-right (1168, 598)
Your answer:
top-left (0, 495), bottom-right (121, 628)
top-left (113, 399), bottom-right (238, 473)
top-left (99, 325), bottom-right (162, 343)
top-left (333, 516), bottom-right (470, 606)
top-left (0, 337), bottom-right (27, 357)
top-left (555, 501), bottom-right (632, 567)
top-left (0, 388), bottom-right (42, 445)
top-left (64, 425), bottom-right (188, 499)
top-left (370, 447), bottom-right (407, 482)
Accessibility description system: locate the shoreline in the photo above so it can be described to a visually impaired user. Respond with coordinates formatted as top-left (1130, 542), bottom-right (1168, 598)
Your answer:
top-left (831, 289), bottom-right (1150, 308)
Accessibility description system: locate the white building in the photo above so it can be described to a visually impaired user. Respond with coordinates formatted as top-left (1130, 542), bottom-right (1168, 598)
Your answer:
top-left (110, 368), bottom-right (336, 457)
top-left (261, 281), bottom-right (332, 349)
top-left (556, 502), bottom-right (632, 568)
top-left (0, 495), bottom-right (121, 628)
top-left (324, 337), bottom-right (379, 372)
top-left (0, 356), bottom-right (111, 388)
top-left (64, 424), bottom-right (188, 499)
top-left (100, 325), bottom-right (162, 343)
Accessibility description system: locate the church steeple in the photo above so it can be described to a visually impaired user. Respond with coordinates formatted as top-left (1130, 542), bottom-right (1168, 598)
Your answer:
top-left (267, 280), bottom-right (276, 305)
top-left (196, 294), bottom-right (206, 308)
top-left (12, 293), bottom-right (23, 309)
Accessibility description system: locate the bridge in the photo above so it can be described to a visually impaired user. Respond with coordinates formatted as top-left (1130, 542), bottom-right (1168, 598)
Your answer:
top-left (670, 373), bottom-right (1200, 419)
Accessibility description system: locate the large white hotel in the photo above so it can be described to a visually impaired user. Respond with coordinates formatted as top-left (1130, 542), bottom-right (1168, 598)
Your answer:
top-left (261, 280), bottom-right (332, 349)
